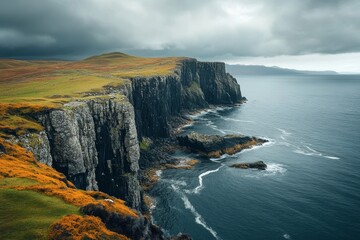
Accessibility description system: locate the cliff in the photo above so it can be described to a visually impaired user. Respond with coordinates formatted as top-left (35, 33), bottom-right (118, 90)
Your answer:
top-left (0, 53), bottom-right (242, 239)
top-left (23, 58), bottom-right (243, 209)
top-left (131, 58), bottom-right (243, 138)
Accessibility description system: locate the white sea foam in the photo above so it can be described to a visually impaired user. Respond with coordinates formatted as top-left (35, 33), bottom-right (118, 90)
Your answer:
top-left (323, 155), bottom-right (340, 160)
top-left (170, 184), bottom-right (221, 239)
top-left (186, 165), bottom-right (224, 194)
top-left (168, 179), bottom-right (187, 186)
top-left (206, 120), bottom-right (226, 134)
top-left (155, 170), bottom-right (162, 177)
top-left (264, 163), bottom-right (287, 175)
top-left (277, 128), bottom-right (292, 135)
top-left (242, 163), bottom-right (287, 178)
top-left (283, 233), bottom-right (291, 239)
top-left (210, 154), bottom-right (229, 162)
top-left (222, 117), bottom-right (254, 123)
top-left (294, 146), bottom-right (340, 160)
top-left (181, 194), bottom-right (221, 240)
top-left (181, 122), bottom-right (194, 129)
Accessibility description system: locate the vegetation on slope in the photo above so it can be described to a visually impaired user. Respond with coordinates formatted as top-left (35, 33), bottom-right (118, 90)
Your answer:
top-left (0, 52), bottom-right (184, 239)
top-left (0, 52), bottom-right (184, 138)
top-left (0, 137), bottom-right (136, 239)
top-left (0, 189), bottom-right (79, 240)
top-left (0, 52), bottom-right (184, 104)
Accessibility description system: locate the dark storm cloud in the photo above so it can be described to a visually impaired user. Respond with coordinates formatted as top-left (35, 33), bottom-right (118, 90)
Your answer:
top-left (0, 0), bottom-right (359, 59)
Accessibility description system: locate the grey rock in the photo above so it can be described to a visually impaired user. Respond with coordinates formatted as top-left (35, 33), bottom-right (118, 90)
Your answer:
top-left (130, 59), bottom-right (243, 139)
top-left (231, 161), bottom-right (267, 170)
top-left (18, 131), bottom-right (53, 166)
top-left (38, 97), bottom-right (141, 209)
top-left (177, 132), bottom-right (267, 157)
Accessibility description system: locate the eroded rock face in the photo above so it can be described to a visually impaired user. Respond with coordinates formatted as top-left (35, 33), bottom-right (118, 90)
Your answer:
top-left (17, 131), bottom-right (53, 166)
top-left (177, 132), bottom-right (267, 158)
top-left (89, 99), bottom-right (141, 210)
top-left (39, 102), bottom-right (99, 191)
top-left (131, 59), bottom-right (243, 139)
top-left (38, 97), bottom-right (141, 210)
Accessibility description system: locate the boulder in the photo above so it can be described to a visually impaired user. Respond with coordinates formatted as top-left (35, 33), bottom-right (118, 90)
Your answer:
top-left (231, 161), bottom-right (267, 170)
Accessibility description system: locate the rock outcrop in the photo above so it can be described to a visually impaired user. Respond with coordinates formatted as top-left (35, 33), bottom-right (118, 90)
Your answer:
top-left (38, 96), bottom-right (141, 210)
top-left (231, 161), bottom-right (267, 170)
top-left (177, 132), bottom-right (267, 158)
top-left (130, 58), bottom-right (243, 139)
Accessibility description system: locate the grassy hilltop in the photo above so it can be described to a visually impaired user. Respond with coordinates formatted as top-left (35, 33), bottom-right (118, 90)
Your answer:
top-left (0, 52), bottom-right (184, 239)
top-left (0, 52), bottom-right (184, 104)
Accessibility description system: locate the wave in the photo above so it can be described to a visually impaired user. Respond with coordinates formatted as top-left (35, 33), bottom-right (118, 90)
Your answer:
top-left (210, 154), bottom-right (229, 162)
top-left (181, 122), bottom-right (194, 129)
top-left (170, 184), bottom-right (221, 239)
top-left (283, 233), bottom-right (291, 239)
top-left (277, 128), bottom-right (292, 135)
top-left (221, 116), bottom-right (254, 123)
top-left (181, 193), bottom-right (221, 240)
top-left (186, 165), bottom-right (224, 194)
top-left (294, 145), bottom-right (340, 160)
top-left (241, 163), bottom-right (287, 178)
top-left (323, 155), bottom-right (340, 160)
top-left (264, 163), bottom-right (287, 175)
top-left (206, 120), bottom-right (226, 134)
top-left (167, 179), bottom-right (187, 186)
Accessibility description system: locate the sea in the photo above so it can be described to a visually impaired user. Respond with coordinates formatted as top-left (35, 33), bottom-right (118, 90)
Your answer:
top-left (149, 74), bottom-right (360, 240)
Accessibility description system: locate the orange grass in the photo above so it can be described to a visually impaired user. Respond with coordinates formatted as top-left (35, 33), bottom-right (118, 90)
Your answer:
top-left (49, 214), bottom-right (128, 240)
top-left (0, 138), bottom-right (137, 218)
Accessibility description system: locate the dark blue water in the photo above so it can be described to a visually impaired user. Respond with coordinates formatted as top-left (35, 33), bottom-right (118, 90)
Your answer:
top-left (150, 75), bottom-right (360, 240)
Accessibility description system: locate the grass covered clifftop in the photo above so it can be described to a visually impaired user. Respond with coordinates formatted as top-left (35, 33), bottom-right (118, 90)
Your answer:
top-left (0, 52), bottom-right (186, 239)
top-left (0, 52), bottom-right (185, 104)
top-left (0, 52), bottom-right (185, 138)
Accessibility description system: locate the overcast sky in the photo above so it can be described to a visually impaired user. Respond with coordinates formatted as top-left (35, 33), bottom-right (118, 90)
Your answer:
top-left (0, 0), bottom-right (359, 72)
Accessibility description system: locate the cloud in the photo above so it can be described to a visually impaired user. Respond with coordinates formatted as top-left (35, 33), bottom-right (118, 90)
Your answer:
top-left (0, 0), bottom-right (359, 59)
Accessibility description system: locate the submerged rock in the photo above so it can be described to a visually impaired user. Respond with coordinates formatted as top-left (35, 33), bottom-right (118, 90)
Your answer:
top-left (177, 132), bottom-right (267, 158)
top-left (231, 161), bottom-right (267, 170)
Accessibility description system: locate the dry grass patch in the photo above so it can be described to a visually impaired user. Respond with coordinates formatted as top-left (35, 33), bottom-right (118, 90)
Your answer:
top-left (49, 214), bottom-right (128, 240)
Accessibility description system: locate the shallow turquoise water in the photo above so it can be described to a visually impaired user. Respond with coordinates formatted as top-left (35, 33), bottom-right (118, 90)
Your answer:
top-left (150, 75), bottom-right (360, 240)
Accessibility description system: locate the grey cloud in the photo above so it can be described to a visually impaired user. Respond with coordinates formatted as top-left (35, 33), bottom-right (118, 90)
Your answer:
top-left (0, 0), bottom-right (359, 59)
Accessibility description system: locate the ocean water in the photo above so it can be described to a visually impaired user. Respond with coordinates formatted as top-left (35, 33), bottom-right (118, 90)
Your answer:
top-left (150, 75), bottom-right (360, 240)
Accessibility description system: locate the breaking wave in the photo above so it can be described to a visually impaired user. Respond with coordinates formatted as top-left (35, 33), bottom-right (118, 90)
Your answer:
top-left (294, 145), bottom-right (340, 160)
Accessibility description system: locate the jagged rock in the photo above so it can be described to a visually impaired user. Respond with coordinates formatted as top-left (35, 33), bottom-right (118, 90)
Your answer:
top-left (231, 161), bottom-right (267, 170)
top-left (38, 97), bottom-right (141, 210)
top-left (131, 59), bottom-right (243, 139)
top-left (170, 234), bottom-right (193, 240)
top-left (81, 203), bottom-right (165, 240)
top-left (17, 132), bottom-right (53, 166)
top-left (177, 132), bottom-right (267, 158)
top-left (39, 102), bottom-right (99, 191)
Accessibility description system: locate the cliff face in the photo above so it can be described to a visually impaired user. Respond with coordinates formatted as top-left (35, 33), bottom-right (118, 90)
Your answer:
top-left (131, 58), bottom-right (243, 139)
top-left (37, 97), bottom-right (141, 210)
top-left (21, 59), bottom-right (242, 213)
